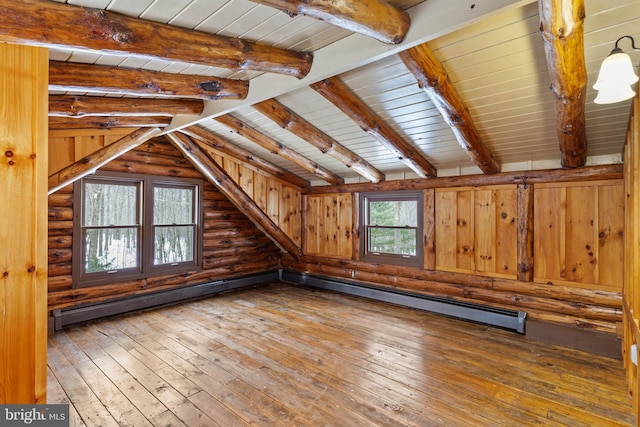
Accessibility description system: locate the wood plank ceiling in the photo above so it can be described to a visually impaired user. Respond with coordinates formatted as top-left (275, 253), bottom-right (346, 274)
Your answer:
top-left (4, 0), bottom-right (640, 185)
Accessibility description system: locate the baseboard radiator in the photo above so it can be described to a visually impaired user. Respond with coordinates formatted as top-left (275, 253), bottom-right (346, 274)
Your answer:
top-left (281, 270), bottom-right (526, 334)
top-left (51, 271), bottom-right (280, 331)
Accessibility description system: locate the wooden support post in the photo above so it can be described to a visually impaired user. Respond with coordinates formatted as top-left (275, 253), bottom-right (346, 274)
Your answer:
top-left (0, 44), bottom-right (48, 404)
top-left (517, 183), bottom-right (534, 282)
top-left (424, 188), bottom-right (436, 270)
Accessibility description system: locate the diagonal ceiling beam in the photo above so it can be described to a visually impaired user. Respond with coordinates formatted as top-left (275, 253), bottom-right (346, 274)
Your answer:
top-left (399, 43), bottom-right (500, 174)
top-left (181, 126), bottom-right (310, 189)
top-left (49, 95), bottom-right (204, 118)
top-left (310, 76), bottom-right (437, 178)
top-left (249, 0), bottom-right (410, 44)
top-left (167, 0), bottom-right (534, 131)
top-left (166, 132), bottom-right (302, 259)
top-left (49, 61), bottom-right (249, 100)
top-left (538, 0), bottom-right (587, 168)
top-left (0, 0), bottom-right (312, 79)
top-left (253, 98), bottom-right (386, 183)
top-left (215, 114), bottom-right (345, 186)
top-left (48, 127), bottom-right (161, 195)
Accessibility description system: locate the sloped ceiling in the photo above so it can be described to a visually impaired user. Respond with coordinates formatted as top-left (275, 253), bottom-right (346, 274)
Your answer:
top-left (10, 0), bottom-right (640, 185)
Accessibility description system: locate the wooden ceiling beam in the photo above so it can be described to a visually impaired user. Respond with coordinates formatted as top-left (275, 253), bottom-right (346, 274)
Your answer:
top-left (181, 126), bottom-right (310, 189)
top-left (399, 43), bottom-right (500, 174)
top-left (539, 0), bottom-right (587, 168)
top-left (166, 132), bottom-right (302, 259)
top-left (250, 0), bottom-right (410, 45)
top-left (49, 61), bottom-right (249, 101)
top-left (253, 98), bottom-right (385, 183)
top-left (48, 127), bottom-right (161, 194)
top-left (310, 76), bottom-right (437, 178)
top-left (215, 114), bottom-right (345, 185)
top-left (0, 0), bottom-right (312, 79)
top-left (48, 116), bottom-right (171, 130)
top-left (49, 95), bottom-right (204, 118)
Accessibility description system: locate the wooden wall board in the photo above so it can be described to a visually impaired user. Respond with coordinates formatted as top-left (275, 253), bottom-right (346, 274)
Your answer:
top-left (0, 44), bottom-right (48, 404)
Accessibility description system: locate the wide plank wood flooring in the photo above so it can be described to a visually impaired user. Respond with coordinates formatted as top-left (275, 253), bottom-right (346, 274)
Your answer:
top-left (47, 282), bottom-right (635, 426)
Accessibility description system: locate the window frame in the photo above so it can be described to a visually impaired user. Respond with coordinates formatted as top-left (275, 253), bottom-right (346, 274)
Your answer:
top-left (360, 190), bottom-right (424, 268)
top-left (72, 171), bottom-right (203, 288)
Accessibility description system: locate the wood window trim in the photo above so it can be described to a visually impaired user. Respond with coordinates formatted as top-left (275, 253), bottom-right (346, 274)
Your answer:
top-left (72, 171), bottom-right (203, 288)
top-left (359, 190), bottom-right (424, 268)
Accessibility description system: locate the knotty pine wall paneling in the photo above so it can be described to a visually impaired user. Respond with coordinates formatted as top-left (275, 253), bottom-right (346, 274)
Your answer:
top-left (0, 44), bottom-right (48, 404)
top-left (290, 173), bottom-right (625, 337)
top-left (623, 92), bottom-right (640, 415)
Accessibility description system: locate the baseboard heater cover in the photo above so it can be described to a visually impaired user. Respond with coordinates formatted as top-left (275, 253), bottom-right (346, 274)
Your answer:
top-left (281, 271), bottom-right (526, 334)
top-left (51, 271), bottom-right (280, 331)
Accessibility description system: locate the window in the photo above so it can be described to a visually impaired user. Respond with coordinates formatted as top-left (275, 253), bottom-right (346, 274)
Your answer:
top-left (360, 190), bottom-right (423, 268)
top-left (73, 172), bottom-right (203, 287)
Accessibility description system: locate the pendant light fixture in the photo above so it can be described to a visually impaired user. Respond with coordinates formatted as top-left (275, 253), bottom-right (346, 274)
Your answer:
top-left (593, 36), bottom-right (639, 104)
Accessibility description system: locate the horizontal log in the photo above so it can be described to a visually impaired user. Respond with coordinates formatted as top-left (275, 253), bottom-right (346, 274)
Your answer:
top-left (48, 116), bottom-right (171, 130)
top-left (1, 0), bottom-right (312, 78)
top-left (250, 0), bottom-right (410, 44)
top-left (48, 221), bottom-right (73, 236)
top-left (48, 264), bottom-right (279, 311)
top-left (284, 255), bottom-right (622, 308)
top-left (49, 95), bottom-right (205, 117)
top-left (48, 206), bottom-right (73, 221)
top-left (48, 191), bottom-right (73, 207)
top-left (48, 249), bottom-right (72, 265)
top-left (47, 276), bottom-right (73, 293)
top-left (304, 164), bottom-right (624, 194)
top-left (286, 260), bottom-right (621, 329)
top-left (118, 149), bottom-right (194, 168)
top-left (101, 159), bottom-right (204, 178)
top-left (48, 236), bottom-right (72, 249)
top-left (48, 263), bottom-right (72, 278)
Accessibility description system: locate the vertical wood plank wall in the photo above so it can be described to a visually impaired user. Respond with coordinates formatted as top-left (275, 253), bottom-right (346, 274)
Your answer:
top-left (0, 44), bottom-right (48, 404)
top-left (288, 177), bottom-right (625, 336)
top-left (47, 137), bottom-right (282, 312)
top-left (623, 93), bottom-right (640, 415)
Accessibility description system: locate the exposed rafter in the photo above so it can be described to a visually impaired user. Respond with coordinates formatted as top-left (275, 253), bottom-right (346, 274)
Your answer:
top-left (49, 95), bottom-right (204, 118)
top-left (250, 0), bottom-right (410, 44)
top-left (181, 126), bottom-right (310, 189)
top-left (310, 77), bottom-right (437, 178)
top-left (539, 0), bottom-right (587, 168)
top-left (253, 98), bottom-right (385, 183)
top-left (166, 132), bottom-right (302, 259)
top-left (49, 62), bottom-right (249, 100)
top-left (399, 43), bottom-right (500, 174)
top-left (48, 116), bottom-right (171, 130)
top-left (48, 127), bottom-right (161, 195)
top-left (0, 0), bottom-right (312, 78)
top-left (215, 114), bottom-right (345, 186)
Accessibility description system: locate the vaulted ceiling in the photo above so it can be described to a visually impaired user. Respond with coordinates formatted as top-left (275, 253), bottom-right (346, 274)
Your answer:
top-left (5, 0), bottom-right (640, 186)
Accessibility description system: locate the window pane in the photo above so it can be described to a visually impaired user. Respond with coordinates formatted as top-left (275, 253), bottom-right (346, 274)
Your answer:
top-left (85, 228), bottom-right (138, 272)
top-left (153, 225), bottom-right (195, 265)
top-left (154, 187), bottom-right (194, 225)
top-left (370, 200), bottom-right (417, 227)
top-left (84, 182), bottom-right (138, 226)
top-left (368, 227), bottom-right (417, 255)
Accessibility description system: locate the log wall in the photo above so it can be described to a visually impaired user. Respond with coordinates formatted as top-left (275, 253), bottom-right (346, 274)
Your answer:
top-left (47, 136), bottom-right (282, 312)
top-left (289, 171), bottom-right (625, 336)
top-left (623, 92), bottom-right (640, 415)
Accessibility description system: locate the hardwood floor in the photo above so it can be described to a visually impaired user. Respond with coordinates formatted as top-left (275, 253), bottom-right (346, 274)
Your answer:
top-left (47, 282), bottom-right (635, 426)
